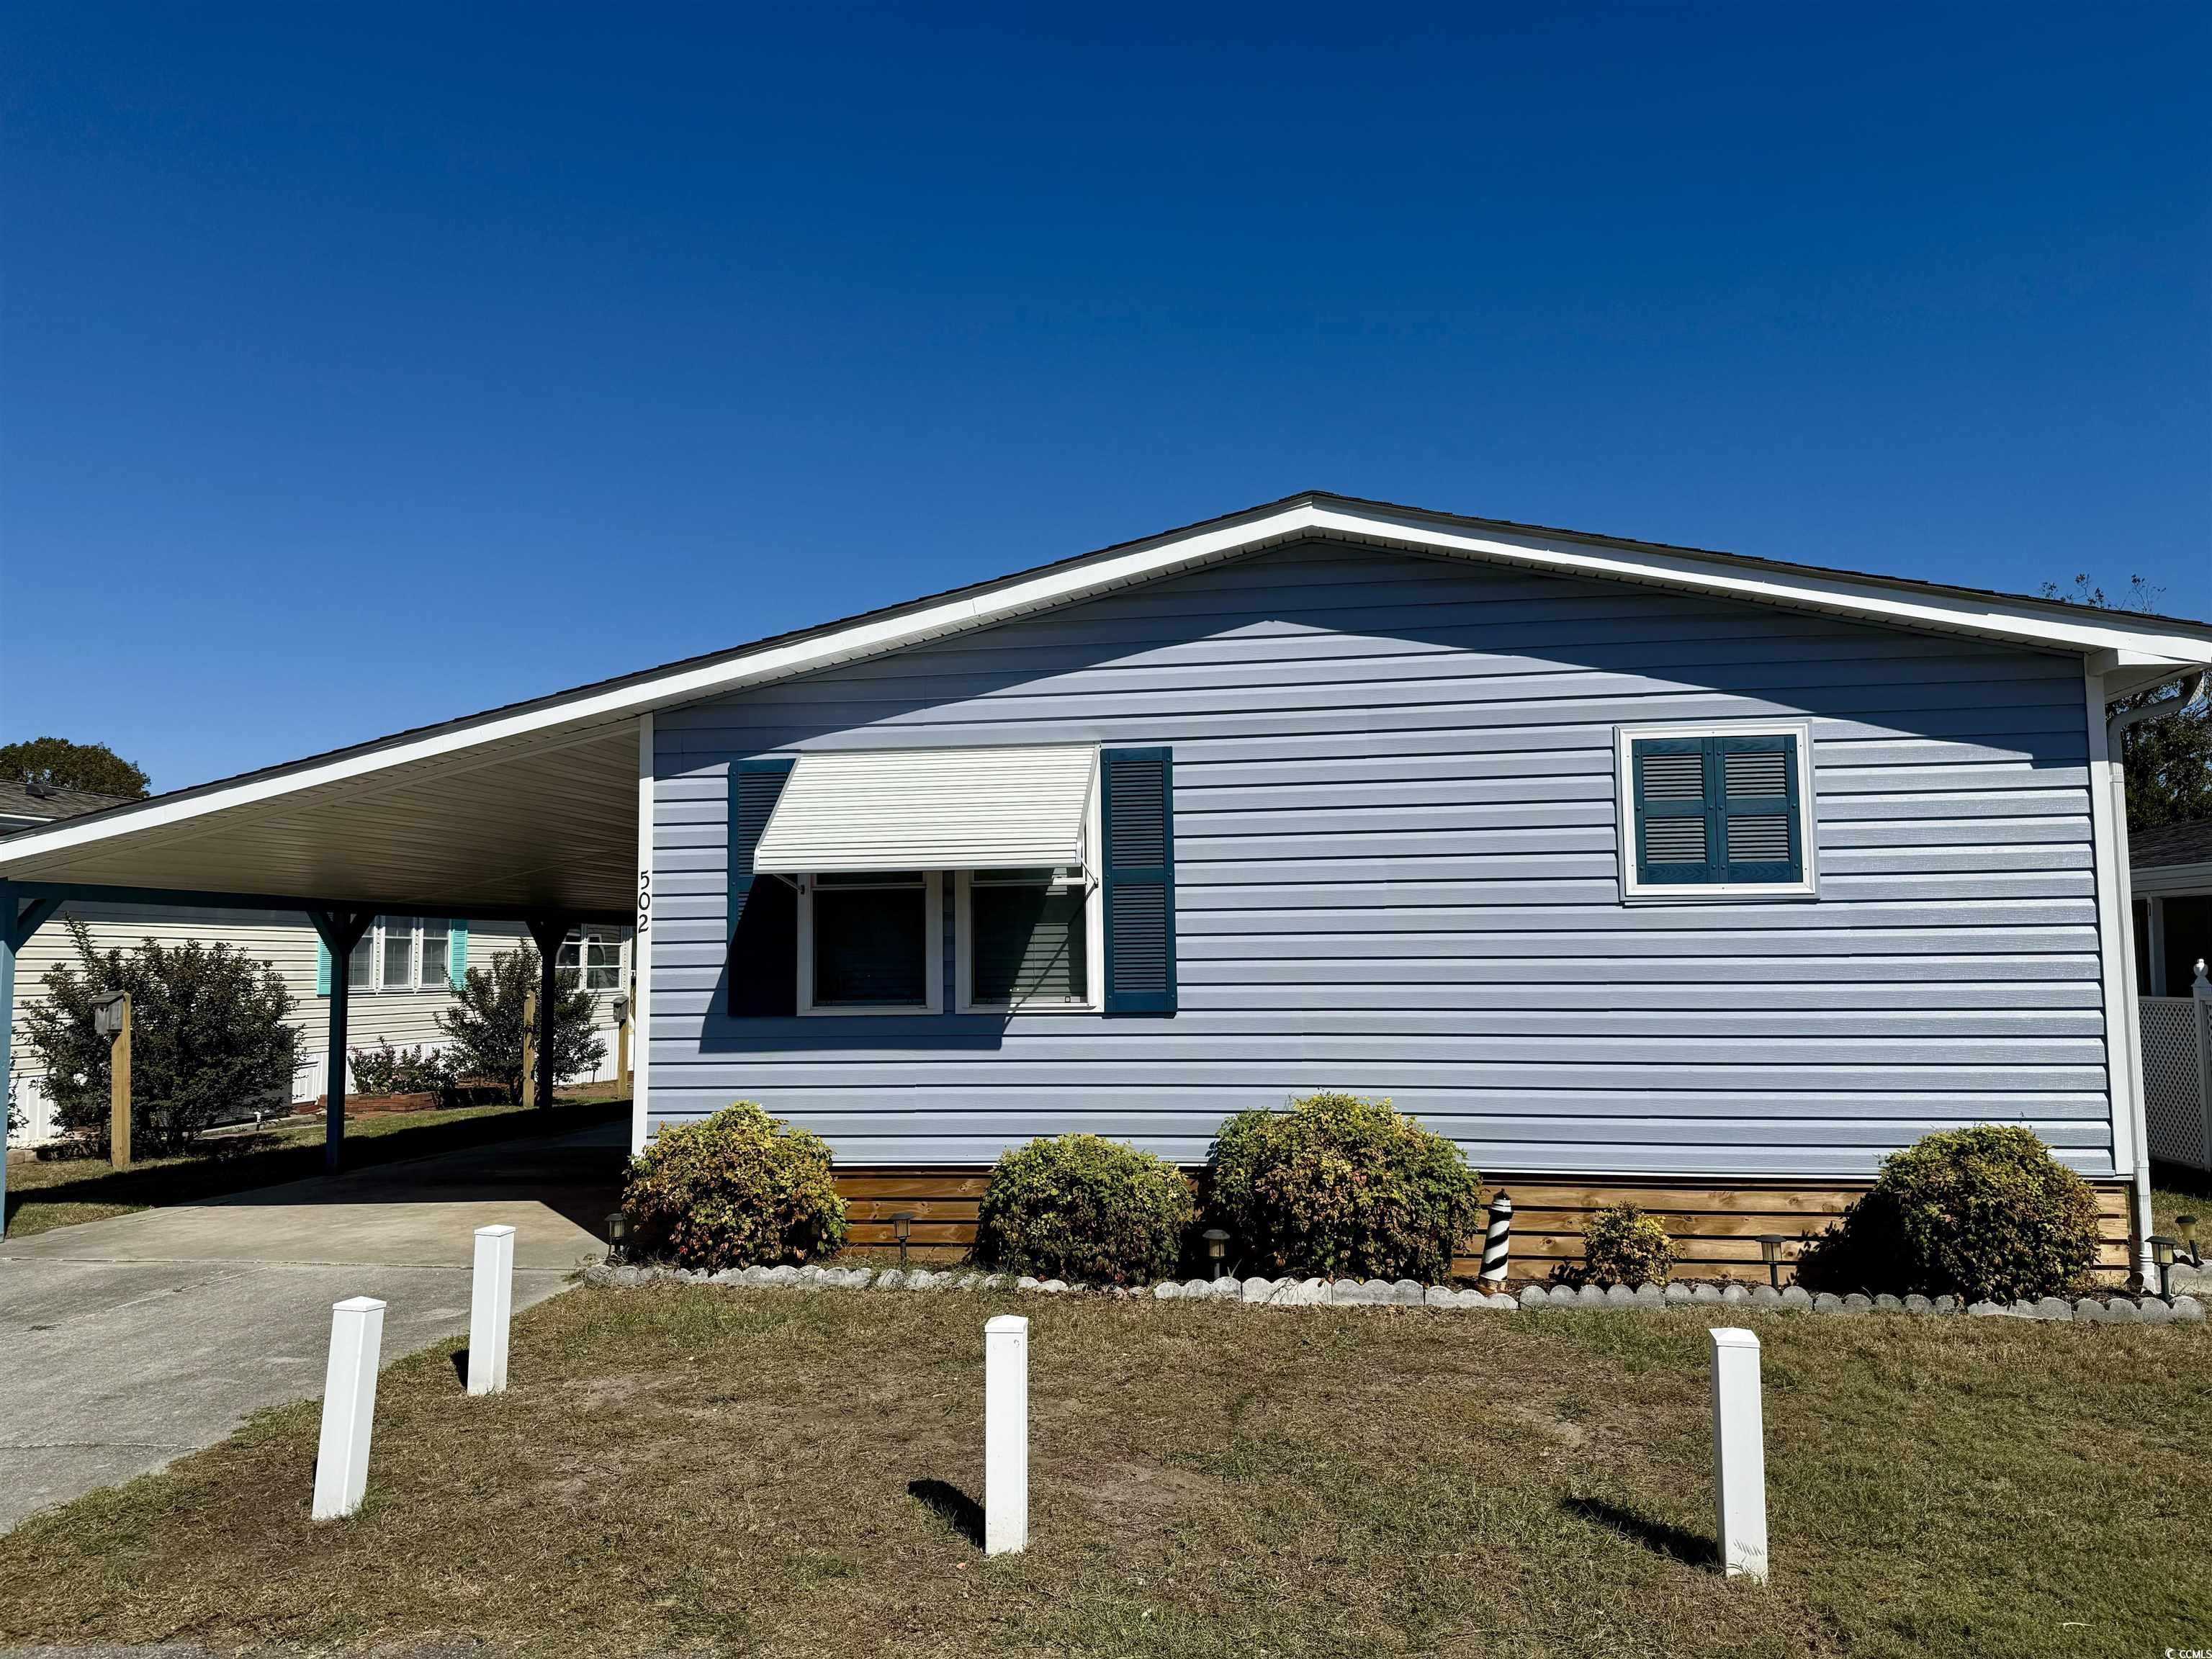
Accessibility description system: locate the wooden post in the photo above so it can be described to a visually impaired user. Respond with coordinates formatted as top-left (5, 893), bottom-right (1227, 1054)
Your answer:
top-left (521, 988), bottom-right (539, 1110)
top-left (108, 994), bottom-right (132, 1169)
top-left (616, 999), bottom-right (631, 1098)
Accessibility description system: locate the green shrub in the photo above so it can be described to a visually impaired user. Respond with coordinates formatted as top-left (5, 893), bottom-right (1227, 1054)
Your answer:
top-left (1208, 1092), bottom-right (1485, 1282)
top-left (620, 1101), bottom-right (847, 1269)
top-left (347, 1041), bottom-right (460, 1105)
top-left (974, 1134), bottom-right (1195, 1285)
top-left (1794, 1125), bottom-right (2101, 1302)
top-left (434, 945), bottom-right (604, 1105)
top-left (1570, 1204), bottom-right (1677, 1287)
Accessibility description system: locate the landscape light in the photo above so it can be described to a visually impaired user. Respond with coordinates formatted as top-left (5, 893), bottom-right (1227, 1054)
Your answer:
top-left (1202, 1227), bottom-right (1230, 1280)
top-left (892, 1210), bottom-right (914, 1267)
top-left (1758, 1234), bottom-right (1786, 1290)
top-left (2148, 1236), bottom-right (2179, 1302)
top-left (605, 1210), bottom-right (631, 1264)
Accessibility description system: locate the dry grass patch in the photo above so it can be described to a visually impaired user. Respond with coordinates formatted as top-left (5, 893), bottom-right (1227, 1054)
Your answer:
top-left (0, 1287), bottom-right (2204, 1658)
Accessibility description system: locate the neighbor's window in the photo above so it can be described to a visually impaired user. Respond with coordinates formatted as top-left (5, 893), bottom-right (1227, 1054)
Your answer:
top-left (557, 925), bottom-right (623, 992)
top-left (1618, 724), bottom-right (1814, 899)
top-left (958, 868), bottom-right (1094, 1010)
top-left (347, 917), bottom-right (455, 993)
top-left (801, 871), bottom-right (943, 1013)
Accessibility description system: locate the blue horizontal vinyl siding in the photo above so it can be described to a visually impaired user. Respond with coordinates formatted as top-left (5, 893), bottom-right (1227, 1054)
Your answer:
top-left (647, 542), bottom-right (2109, 1179)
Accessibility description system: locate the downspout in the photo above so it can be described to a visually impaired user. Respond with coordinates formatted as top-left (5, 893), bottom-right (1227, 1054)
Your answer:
top-left (2106, 669), bottom-right (2208, 1286)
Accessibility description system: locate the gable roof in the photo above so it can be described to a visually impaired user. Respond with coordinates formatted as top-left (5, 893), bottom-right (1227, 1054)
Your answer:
top-left (4, 490), bottom-right (2211, 913)
top-left (0, 780), bottom-right (136, 832)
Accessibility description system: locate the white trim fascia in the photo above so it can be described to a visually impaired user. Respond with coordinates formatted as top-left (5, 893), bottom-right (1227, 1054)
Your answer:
top-left (11, 498), bottom-right (2212, 879)
top-left (796, 871), bottom-right (944, 1016)
top-left (1613, 720), bottom-right (1819, 902)
top-left (631, 712), bottom-right (654, 1155)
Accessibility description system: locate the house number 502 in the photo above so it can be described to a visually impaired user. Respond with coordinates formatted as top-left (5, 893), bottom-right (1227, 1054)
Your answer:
top-left (636, 870), bottom-right (651, 933)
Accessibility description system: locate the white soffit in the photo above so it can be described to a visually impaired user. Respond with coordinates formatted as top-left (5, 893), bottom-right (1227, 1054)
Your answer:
top-left (753, 745), bottom-right (1096, 874)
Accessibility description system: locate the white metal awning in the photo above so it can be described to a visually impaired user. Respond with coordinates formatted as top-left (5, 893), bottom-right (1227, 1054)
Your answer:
top-left (752, 745), bottom-right (1097, 874)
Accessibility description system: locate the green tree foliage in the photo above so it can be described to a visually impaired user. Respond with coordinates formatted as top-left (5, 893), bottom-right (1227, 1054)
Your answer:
top-left (21, 920), bottom-right (297, 1156)
top-left (621, 1101), bottom-right (847, 1269)
top-left (0, 737), bottom-right (150, 799)
top-left (974, 1133), bottom-right (1196, 1285)
top-left (433, 945), bottom-right (605, 1105)
top-left (1208, 1091), bottom-right (1485, 1282)
top-left (2041, 574), bottom-right (2212, 830)
top-left (1563, 1203), bottom-right (1678, 1287)
top-left (1794, 1124), bottom-right (2102, 1302)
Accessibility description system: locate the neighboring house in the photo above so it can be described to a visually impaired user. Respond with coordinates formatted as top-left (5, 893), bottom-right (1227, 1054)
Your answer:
top-left (2131, 818), bottom-right (2212, 1175)
top-left (8, 494), bottom-right (2210, 1278)
top-left (3, 782), bottom-right (630, 1146)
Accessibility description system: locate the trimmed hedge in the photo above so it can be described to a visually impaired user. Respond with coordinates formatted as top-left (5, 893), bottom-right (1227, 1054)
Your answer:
top-left (1577, 1203), bottom-right (1677, 1287)
top-left (974, 1134), bottom-right (1195, 1286)
top-left (1208, 1092), bottom-right (1485, 1282)
top-left (1794, 1124), bottom-right (2101, 1302)
top-left (620, 1101), bottom-right (847, 1270)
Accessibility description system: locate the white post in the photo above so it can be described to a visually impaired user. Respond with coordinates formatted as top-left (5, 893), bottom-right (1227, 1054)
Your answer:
top-left (313, 1295), bottom-right (387, 1520)
top-left (984, 1313), bottom-right (1028, 1556)
top-left (1708, 1327), bottom-right (1768, 1582)
top-left (631, 711), bottom-right (655, 1156)
top-left (468, 1224), bottom-right (516, 1395)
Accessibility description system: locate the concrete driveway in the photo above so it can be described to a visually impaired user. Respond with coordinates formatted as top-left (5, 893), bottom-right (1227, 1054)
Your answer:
top-left (0, 1117), bottom-right (624, 1532)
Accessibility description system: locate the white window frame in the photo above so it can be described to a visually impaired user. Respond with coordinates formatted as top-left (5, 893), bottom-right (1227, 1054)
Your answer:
top-left (796, 871), bottom-right (944, 1015)
top-left (1614, 719), bottom-right (1819, 903)
top-left (349, 917), bottom-right (458, 994)
top-left (956, 768), bottom-right (1103, 1013)
top-left (557, 925), bottom-right (626, 993)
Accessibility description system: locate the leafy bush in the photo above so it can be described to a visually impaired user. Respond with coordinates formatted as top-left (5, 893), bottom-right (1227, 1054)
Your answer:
top-left (433, 945), bottom-right (604, 1105)
top-left (974, 1134), bottom-right (1195, 1285)
top-left (620, 1101), bottom-right (847, 1269)
top-left (20, 919), bottom-right (298, 1156)
top-left (1568, 1204), bottom-right (1677, 1287)
top-left (1208, 1092), bottom-right (1485, 1282)
top-left (347, 1041), bottom-right (459, 1104)
top-left (1794, 1125), bottom-right (2102, 1302)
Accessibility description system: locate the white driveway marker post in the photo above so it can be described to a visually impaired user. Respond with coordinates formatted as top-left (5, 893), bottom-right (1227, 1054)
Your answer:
top-left (1708, 1326), bottom-right (1768, 1582)
top-left (984, 1313), bottom-right (1028, 1555)
top-left (468, 1224), bottom-right (516, 1395)
top-left (313, 1295), bottom-right (387, 1520)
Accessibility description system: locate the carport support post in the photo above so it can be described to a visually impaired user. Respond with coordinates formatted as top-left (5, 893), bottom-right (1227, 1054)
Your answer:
top-left (1, 881), bottom-right (62, 1241)
top-left (526, 917), bottom-right (567, 1112)
top-left (308, 909), bottom-right (375, 1173)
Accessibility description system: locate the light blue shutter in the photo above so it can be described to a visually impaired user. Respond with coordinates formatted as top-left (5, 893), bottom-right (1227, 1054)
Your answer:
top-left (447, 920), bottom-right (468, 986)
top-left (315, 939), bottom-right (331, 996)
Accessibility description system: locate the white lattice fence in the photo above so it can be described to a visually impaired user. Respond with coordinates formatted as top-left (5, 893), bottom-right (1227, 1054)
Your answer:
top-left (2139, 992), bottom-right (2211, 1172)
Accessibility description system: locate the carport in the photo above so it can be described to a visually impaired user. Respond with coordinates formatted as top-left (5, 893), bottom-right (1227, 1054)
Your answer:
top-left (0, 688), bottom-right (651, 1238)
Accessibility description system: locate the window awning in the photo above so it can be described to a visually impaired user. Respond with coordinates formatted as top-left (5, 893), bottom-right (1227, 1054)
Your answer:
top-left (752, 745), bottom-right (1096, 874)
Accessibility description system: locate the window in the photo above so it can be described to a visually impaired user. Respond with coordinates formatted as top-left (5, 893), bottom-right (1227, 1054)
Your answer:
top-left (957, 868), bottom-right (1097, 1011)
top-left (557, 925), bottom-right (624, 992)
top-left (343, 917), bottom-right (459, 992)
top-left (798, 871), bottom-right (943, 1014)
top-left (1617, 724), bottom-right (1815, 899)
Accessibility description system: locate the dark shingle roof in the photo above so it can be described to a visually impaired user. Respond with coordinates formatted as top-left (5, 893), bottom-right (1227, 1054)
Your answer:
top-left (0, 779), bottom-right (138, 832)
top-left (2132, 819), bottom-right (2212, 871)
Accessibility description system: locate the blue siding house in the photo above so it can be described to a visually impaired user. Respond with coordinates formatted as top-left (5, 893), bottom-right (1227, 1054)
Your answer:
top-left (7, 493), bottom-right (2209, 1274)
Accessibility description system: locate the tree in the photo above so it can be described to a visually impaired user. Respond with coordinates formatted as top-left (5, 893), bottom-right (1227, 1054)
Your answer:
top-left (21, 920), bottom-right (299, 1156)
top-left (433, 945), bottom-right (606, 1105)
top-left (2042, 574), bottom-right (2212, 831)
top-left (0, 737), bottom-right (150, 799)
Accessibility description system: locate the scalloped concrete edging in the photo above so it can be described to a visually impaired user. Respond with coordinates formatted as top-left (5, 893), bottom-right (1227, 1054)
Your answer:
top-left (577, 1262), bottom-right (2206, 1326)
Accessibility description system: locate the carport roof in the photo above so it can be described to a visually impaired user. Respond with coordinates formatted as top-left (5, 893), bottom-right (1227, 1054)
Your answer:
top-left (5, 489), bottom-right (2211, 920)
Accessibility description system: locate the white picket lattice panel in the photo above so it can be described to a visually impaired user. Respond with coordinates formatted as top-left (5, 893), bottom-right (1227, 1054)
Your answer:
top-left (2139, 996), bottom-right (2211, 1171)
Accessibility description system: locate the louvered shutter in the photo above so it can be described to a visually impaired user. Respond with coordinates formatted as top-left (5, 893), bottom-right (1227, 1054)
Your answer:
top-left (315, 940), bottom-right (331, 996)
top-left (1101, 746), bottom-right (1177, 1014)
top-left (1716, 735), bottom-right (1802, 883)
top-left (1631, 734), bottom-right (1803, 886)
top-left (447, 920), bottom-right (468, 986)
top-left (729, 757), bottom-right (799, 1015)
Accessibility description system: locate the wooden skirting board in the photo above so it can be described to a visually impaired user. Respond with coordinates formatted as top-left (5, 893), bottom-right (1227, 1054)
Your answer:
top-left (835, 1169), bottom-right (2138, 1283)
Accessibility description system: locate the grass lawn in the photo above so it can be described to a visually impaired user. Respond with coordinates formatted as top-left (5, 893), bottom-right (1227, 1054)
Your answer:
top-left (2, 1087), bottom-right (626, 1238)
top-left (0, 1288), bottom-right (2203, 1658)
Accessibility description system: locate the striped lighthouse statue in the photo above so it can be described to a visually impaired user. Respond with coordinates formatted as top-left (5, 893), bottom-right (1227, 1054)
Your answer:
top-left (1480, 1191), bottom-right (1513, 1287)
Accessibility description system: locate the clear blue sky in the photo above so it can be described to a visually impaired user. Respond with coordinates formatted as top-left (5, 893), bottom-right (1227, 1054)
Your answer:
top-left (4, 4), bottom-right (2206, 793)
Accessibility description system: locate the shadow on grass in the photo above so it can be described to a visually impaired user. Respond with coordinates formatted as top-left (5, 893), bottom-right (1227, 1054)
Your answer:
top-left (907, 1478), bottom-right (984, 1548)
top-left (1562, 1495), bottom-right (1717, 1569)
top-left (4, 1096), bottom-right (624, 1233)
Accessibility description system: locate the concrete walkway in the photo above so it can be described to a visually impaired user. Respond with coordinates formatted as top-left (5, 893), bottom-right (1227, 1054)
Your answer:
top-left (0, 1118), bottom-right (624, 1532)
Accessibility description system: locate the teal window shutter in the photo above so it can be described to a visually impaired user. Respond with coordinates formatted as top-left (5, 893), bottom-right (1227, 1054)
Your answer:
top-left (1631, 733), bottom-right (1802, 886)
top-left (729, 757), bottom-right (798, 1016)
top-left (315, 938), bottom-right (331, 997)
top-left (1101, 746), bottom-right (1177, 1014)
top-left (447, 920), bottom-right (468, 986)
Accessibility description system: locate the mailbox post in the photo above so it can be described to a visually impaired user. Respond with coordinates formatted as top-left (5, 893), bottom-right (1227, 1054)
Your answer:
top-left (93, 991), bottom-right (131, 1168)
top-left (612, 991), bottom-right (631, 1098)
